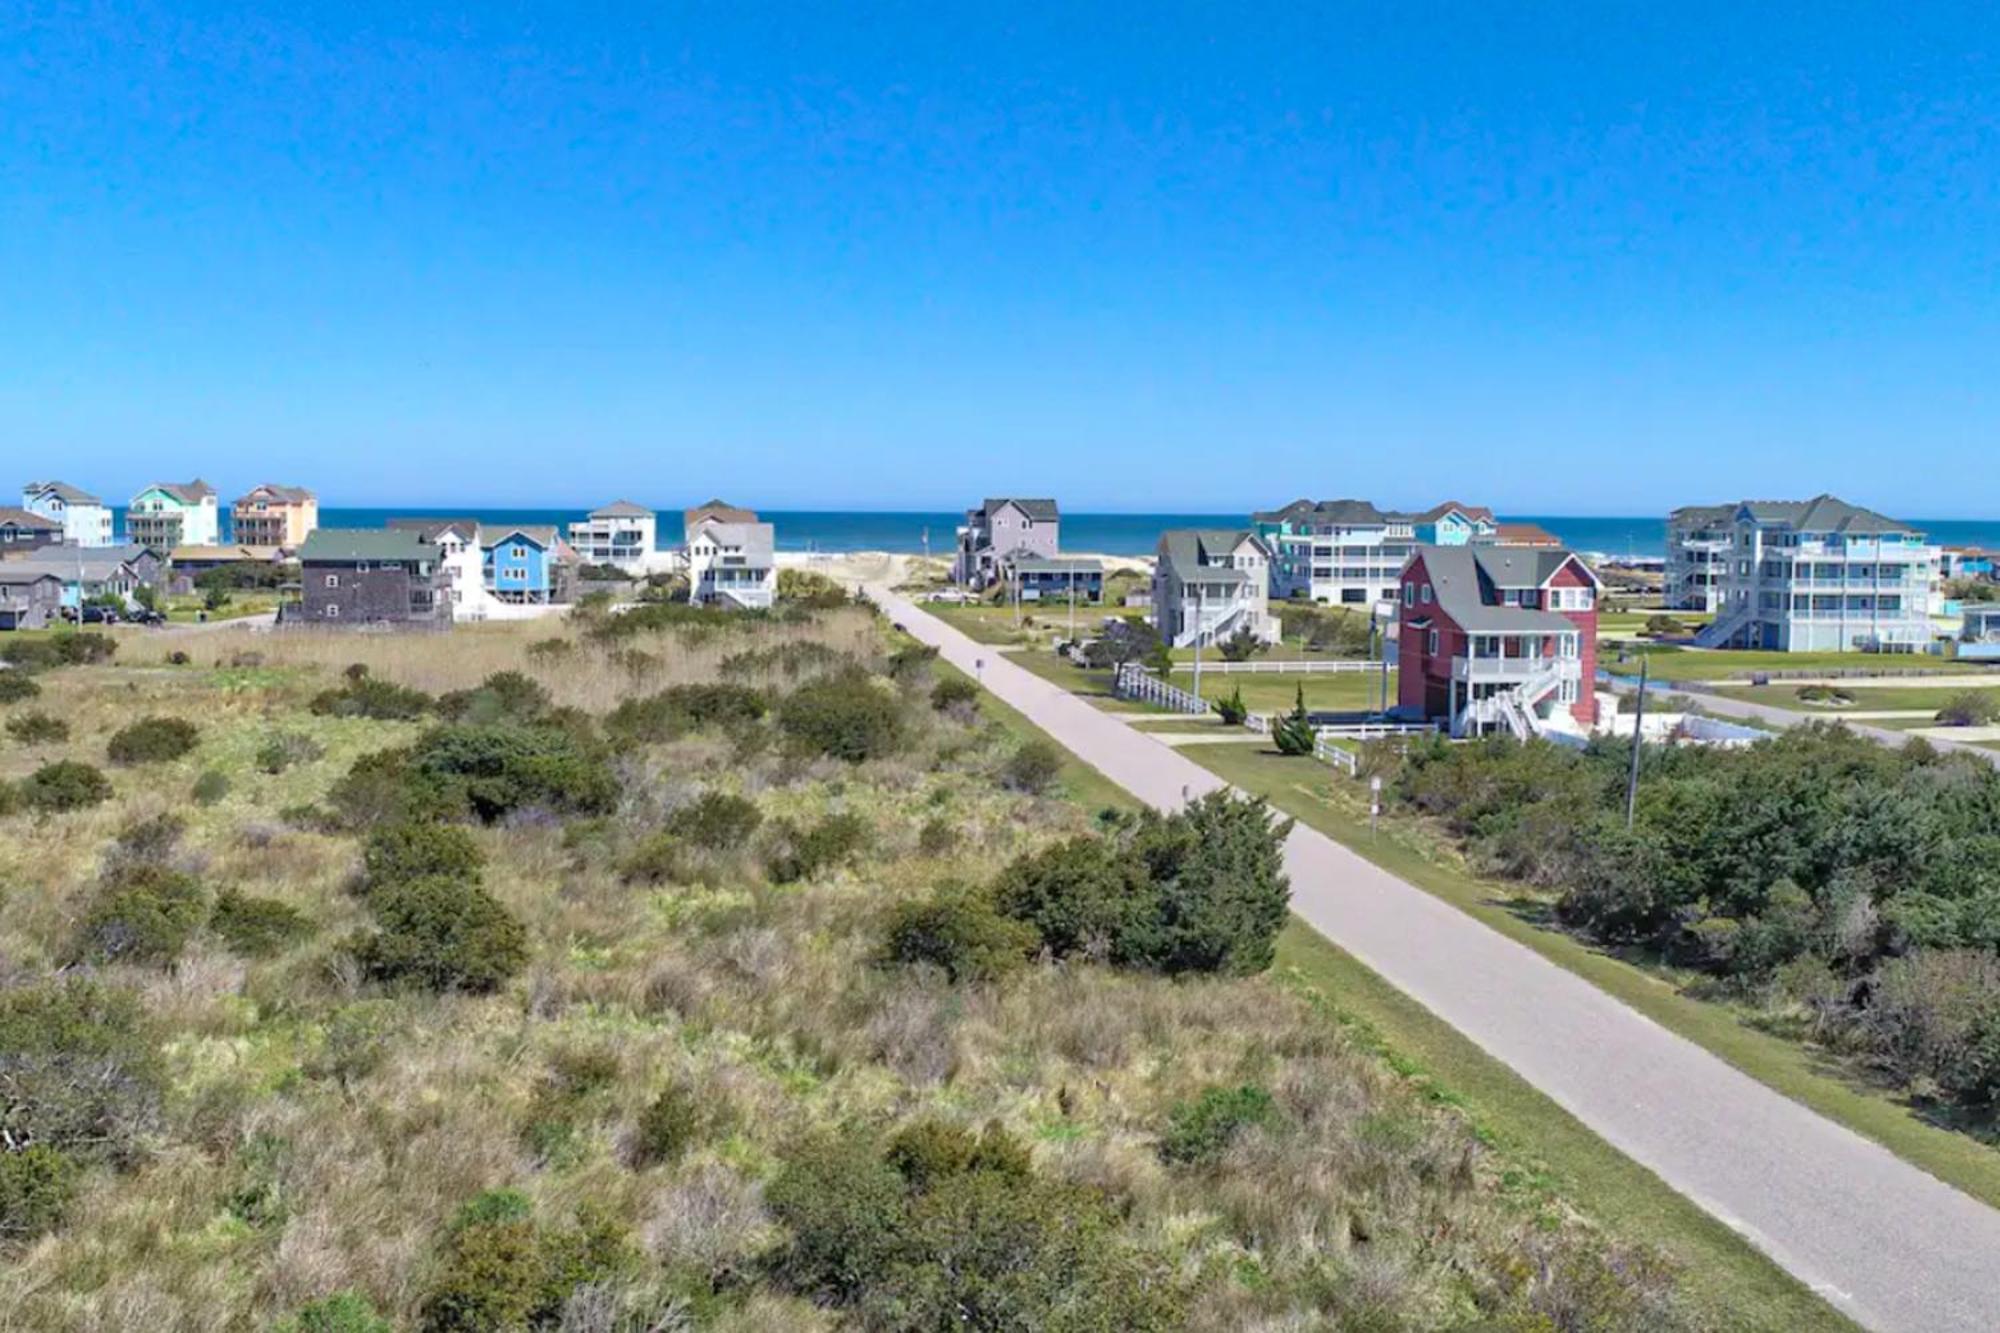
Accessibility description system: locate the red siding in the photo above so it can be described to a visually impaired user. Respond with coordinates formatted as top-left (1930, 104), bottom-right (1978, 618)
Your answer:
top-left (1396, 554), bottom-right (1465, 723)
top-left (1545, 557), bottom-right (1600, 726)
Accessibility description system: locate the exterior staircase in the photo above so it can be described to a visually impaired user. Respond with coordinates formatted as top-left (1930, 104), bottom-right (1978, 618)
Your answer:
top-left (1170, 602), bottom-right (1248, 649)
top-left (1453, 658), bottom-right (1573, 740)
top-left (1694, 599), bottom-right (1755, 649)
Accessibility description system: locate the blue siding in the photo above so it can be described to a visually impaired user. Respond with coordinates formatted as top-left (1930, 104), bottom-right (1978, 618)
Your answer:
top-left (483, 532), bottom-right (550, 595)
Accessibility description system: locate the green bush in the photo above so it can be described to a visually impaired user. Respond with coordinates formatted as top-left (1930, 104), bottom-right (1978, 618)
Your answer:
top-left (353, 876), bottom-right (529, 993)
top-left (662, 791), bottom-right (763, 849)
top-left (999, 739), bottom-right (1063, 795)
top-left (930, 676), bottom-right (980, 712)
top-left (917, 817), bottom-right (956, 857)
top-left (1270, 685), bottom-right (1315, 756)
top-left (5, 710), bottom-right (68, 745)
top-left (1217, 627), bottom-right (1266, 662)
top-left (106, 716), bottom-right (199, 765)
top-left (309, 675), bottom-right (433, 721)
top-left (362, 821), bottom-right (484, 890)
top-left (604, 681), bottom-right (770, 744)
top-left (631, 1082), bottom-right (711, 1167)
top-left (1158, 1084), bottom-right (1279, 1164)
top-left (437, 670), bottom-right (552, 725)
top-left (886, 642), bottom-right (940, 683)
top-left (990, 836), bottom-right (1146, 962)
top-left (407, 723), bottom-right (621, 822)
top-left (418, 1192), bottom-right (635, 1333)
top-left (276, 1292), bottom-right (394, 1333)
top-left (17, 759), bottom-right (111, 812)
top-left (776, 567), bottom-right (851, 608)
top-left (73, 865), bottom-right (208, 965)
top-left (191, 767), bottom-right (231, 806)
top-left (882, 887), bottom-right (1038, 983)
top-left (0, 1144), bottom-right (79, 1244)
top-left (1212, 684), bottom-right (1248, 726)
top-left (0, 672), bottom-right (39, 704)
top-left (777, 670), bottom-right (906, 762)
top-left (256, 731), bottom-right (326, 774)
top-left (210, 889), bottom-right (314, 958)
top-left (618, 832), bottom-right (682, 886)
top-left (0, 979), bottom-right (162, 1166)
top-left (765, 812), bottom-right (871, 883)
top-left (884, 1118), bottom-right (1031, 1191)
top-left (1936, 690), bottom-right (2000, 727)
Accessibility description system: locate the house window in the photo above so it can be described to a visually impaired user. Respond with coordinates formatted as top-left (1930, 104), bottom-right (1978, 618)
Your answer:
top-left (1427, 629), bottom-right (1439, 655)
top-left (1420, 584), bottom-right (1432, 604)
top-left (1402, 583), bottom-right (1414, 606)
top-left (511, 546), bottom-right (527, 559)
top-left (324, 574), bottom-right (339, 588)
top-left (325, 603), bottom-right (339, 617)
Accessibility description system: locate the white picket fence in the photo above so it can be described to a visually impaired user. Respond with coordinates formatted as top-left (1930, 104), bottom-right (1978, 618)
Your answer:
top-left (1191, 658), bottom-right (1375, 674)
top-left (1314, 731), bottom-right (1358, 774)
top-left (1113, 663), bottom-right (1209, 715)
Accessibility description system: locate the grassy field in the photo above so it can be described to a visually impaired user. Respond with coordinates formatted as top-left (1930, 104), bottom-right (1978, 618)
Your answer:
top-left (1710, 681), bottom-right (2000, 713)
top-left (161, 591), bottom-right (282, 623)
top-left (1188, 665), bottom-right (1394, 715)
top-left (1177, 741), bottom-right (2000, 1218)
top-left (0, 609), bottom-right (1775, 1329)
top-left (1603, 643), bottom-right (1977, 681)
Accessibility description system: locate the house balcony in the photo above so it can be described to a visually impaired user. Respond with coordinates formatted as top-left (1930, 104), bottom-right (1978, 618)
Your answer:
top-left (1451, 654), bottom-right (1582, 685)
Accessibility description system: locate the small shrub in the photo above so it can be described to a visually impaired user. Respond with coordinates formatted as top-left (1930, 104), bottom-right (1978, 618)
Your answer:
top-left (1935, 691), bottom-right (2000, 727)
top-left (437, 670), bottom-right (552, 725)
top-left (1270, 685), bottom-right (1315, 756)
top-left (5, 711), bottom-right (68, 745)
top-left (765, 812), bottom-right (871, 883)
top-left (882, 887), bottom-right (1037, 983)
top-left (883, 1118), bottom-right (1031, 1191)
top-left (46, 632), bottom-right (116, 666)
top-left (1213, 684), bottom-right (1248, 726)
top-left (310, 675), bottom-right (433, 721)
top-left (73, 864), bottom-right (207, 966)
top-left (256, 731), bottom-right (326, 774)
top-left (107, 715), bottom-right (199, 765)
top-left (419, 1192), bottom-right (634, 1333)
top-left (990, 835), bottom-right (1145, 961)
top-left (353, 876), bottom-right (529, 993)
top-left (605, 682), bottom-right (770, 744)
top-left (619, 833), bottom-right (682, 886)
top-left (662, 791), bottom-right (763, 849)
top-left (210, 889), bottom-right (314, 958)
top-left (778, 670), bottom-right (906, 762)
top-left (929, 676), bottom-right (979, 713)
top-left (0, 672), bottom-right (39, 704)
top-left (18, 760), bottom-right (112, 812)
top-left (362, 821), bottom-right (484, 890)
top-left (1158, 1084), bottom-right (1279, 1164)
top-left (191, 767), bottom-right (231, 806)
top-left (407, 723), bottom-right (620, 821)
top-left (631, 1082), bottom-right (710, 1167)
top-left (886, 642), bottom-right (940, 683)
top-left (276, 1292), bottom-right (394, 1333)
top-left (0, 979), bottom-right (162, 1166)
top-left (917, 817), bottom-right (956, 857)
top-left (165, 649), bottom-right (191, 666)
top-left (0, 1145), bottom-right (78, 1244)
top-left (999, 739), bottom-right (1063, 795)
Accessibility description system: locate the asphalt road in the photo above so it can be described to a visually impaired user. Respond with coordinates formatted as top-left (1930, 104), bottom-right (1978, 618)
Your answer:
top-left (873, 585), bottom-right (2000, 1333)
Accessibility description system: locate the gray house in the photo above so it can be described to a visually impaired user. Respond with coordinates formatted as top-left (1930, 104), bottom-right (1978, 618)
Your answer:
top-left (2, 545), bottom-right (164, 611)
top-left (954, 498), bottom-right (1060, 589)
top-left (0, 569), bottom-right (63, 630)
top-left (0, 506), bottom-right (64, 553)
top-left (295, 529), bottom-right (448, 626)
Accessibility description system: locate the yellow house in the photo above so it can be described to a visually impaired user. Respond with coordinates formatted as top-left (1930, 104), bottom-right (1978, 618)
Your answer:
top-left (231, 484), bottom-right (319, 549)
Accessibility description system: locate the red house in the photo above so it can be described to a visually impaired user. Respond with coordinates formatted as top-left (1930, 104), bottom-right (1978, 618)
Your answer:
top-left (1397, 544), bottom-right (1601, 738)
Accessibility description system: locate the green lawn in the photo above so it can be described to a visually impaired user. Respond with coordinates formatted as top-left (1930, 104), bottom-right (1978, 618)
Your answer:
top-left (1181, 742), bottom-right (2000, 1217)
top-left (1711, 681), bottom-right (1999, 713)
top-left (1603, 643), bottom-right (1975, 681)
top-left (162, 593), bottom-right (280, 624)
top-left (1597, 610), bottom-right (1712, 640)
top-left (1188, 666), bottom-right (1393, 715)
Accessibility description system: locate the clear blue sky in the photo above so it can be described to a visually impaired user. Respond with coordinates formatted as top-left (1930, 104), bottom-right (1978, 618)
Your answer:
top-left (4, 3), bottom-right (1995, 513)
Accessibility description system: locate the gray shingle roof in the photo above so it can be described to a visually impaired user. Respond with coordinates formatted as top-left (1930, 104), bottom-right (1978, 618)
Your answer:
top-left (4, 547), bottom-right (153, 580)
top-left (690, 520), bottom-right (775, 560)
top-left (24, 481), bottom-right (101, 505)
top-left (0, 567), bottom-right (62, 587)
top-left (236, 483), bottom-right (314, 504)
top-left (137, 479), bottom-right (217, 504)
top-left (589, 500), bottom-right (653, 518)
top-left (1669, 503), bottom-right (1736, 525)
top-left (1157, 529), bottom-right (1264, 582)
top-left (1414, 544), bottom-right (1593, 634)
top-left (1735, 494), bottom-right (1917, 536)
top-left (1252, 498), bottom-right (1492, 527)
top-left (387, 517), bottom-right (481, 541)
top-left (980, 497), bottom-right (1060, 522)
top-left (0, 506), bottom-right (61, 530)
top-left (299, 529), bottom-right (432, 564)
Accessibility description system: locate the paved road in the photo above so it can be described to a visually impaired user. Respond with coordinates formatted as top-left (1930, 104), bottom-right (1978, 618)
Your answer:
top-left (874, 586), bottom-right (2000, 1333)
top-left (1627, 677), bottom-right (2000, 770)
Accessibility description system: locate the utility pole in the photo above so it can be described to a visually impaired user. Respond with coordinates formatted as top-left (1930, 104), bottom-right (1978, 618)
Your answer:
top-left (1191, 583), bottom-right (1203, 698)
top-left (1067, 562), bottom-right (1076, 641)
top-left (1625, 656), bottom-right (1648, 828)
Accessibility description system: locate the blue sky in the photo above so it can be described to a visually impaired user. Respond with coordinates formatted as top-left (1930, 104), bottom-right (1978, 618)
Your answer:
top-left (3, 3), bottom-right (1996, 513)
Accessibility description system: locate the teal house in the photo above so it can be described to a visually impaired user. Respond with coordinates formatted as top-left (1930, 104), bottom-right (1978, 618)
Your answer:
top-left (481, 525), bottom-right (575, 604)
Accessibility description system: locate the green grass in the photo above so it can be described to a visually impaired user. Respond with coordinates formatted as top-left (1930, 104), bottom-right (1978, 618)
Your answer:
top-left (931, 660), bottom-right (1138, 814)
top-left (1711, 682), bottom-right (2000, 713)
top-left (1603, 644), bottom-right (1975, 681)
top-left (163, 593), bottom-right (280, 624)
top-left (1597, 610), bottom-right (1713, 640)
top-left (1274, 925), bottom-right (1851, 1331)
top-left (1188, 666), bottom-right (1393, 715)
top-left (1181, 742), bottom-right (2000, 1215)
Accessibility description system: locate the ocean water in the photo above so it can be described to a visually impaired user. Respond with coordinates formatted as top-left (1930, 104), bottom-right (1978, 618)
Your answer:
top-left (113, 507), bottom-right (2000, 560)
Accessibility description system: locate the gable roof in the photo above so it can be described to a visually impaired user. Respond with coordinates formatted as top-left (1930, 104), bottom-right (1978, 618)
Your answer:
top-left (170, 544), bottom-right (283, 563)
top-left (1734, 494), bottom-right (1917, 536)
top-left (485, 526), bottom-right (560, 550)
top-left (1412, 544), bottom-right (1595, 634)
top-left (135, 479), bottom-right (217, 505)
top-left (688, 519), bottom-right (776, 559)
top-left (979, 497), bottom-right (1060, 522)
top-left (0, 567), bottom-right (63, 588)
top-left (298, 529), bottom-right (431, 564)
top-left (589, 500), bottom-right (653, 518)
top-left (24, 481), bottom-right (101, 505)
top-left (235, 483), bottom-right (314, 504)
top-left (686, 499), bottom-right (758, 526)
top-left (1669, 503), bottom-right (1736, 525)
top-left (1493, 522), bottom-right (1562, 547)
top-left (1157, 528), bottom-right (1266, 582)
top-left (3, 547), bottom-right (154, 581)
top-left (0, 506), bottom-right (62, 531)
top-left (387, 517), bottom-right (482, 542)
top-left (1413, 500), bottom-right (1497, 525)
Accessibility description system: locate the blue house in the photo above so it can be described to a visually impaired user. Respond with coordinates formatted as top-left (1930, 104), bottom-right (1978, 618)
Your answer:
top-left (1007, 556), bottom-right (1104, 604)
top-left (481, 526), bottom-right (575, 604)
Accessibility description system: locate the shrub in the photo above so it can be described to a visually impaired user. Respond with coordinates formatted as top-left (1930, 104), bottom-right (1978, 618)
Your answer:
top-left (765, 812), bottom-right (871, 883)
top-left (778, 670), bottom-right (905, 762)
top-left (325, 748), bottom-right (458, 828)
top-left (1217, 627), bottom-right (1266, 662)
top-left (418, 1192), bottom-right (635, 1333)
top-left (930, 676), bottom-right (979, 713)
top-left (1936, 691), bottom-right (2000, 727)
top-left (1158, 1084), bottom-right (1279, 1164)
top-left (0, 1145), bottom-right (78, 1244)
top-left (1270, 685), bottom-right (1315, 756)
top-left (887, 642), bottom-right (940, 683)
top-left (917, 817), bottom-right (956, 857)
top-left (882, 887), bottom-right (1037, 983)
top-left (618, 833), bottom-right (682, 886)
top-left (309, 675), bottom-right (433, 721)
top-left (884, 1118), bottom-right (1031, 1191)
top-left (990, 836), bottom-right (1146, 961)
top-left (73, 865), bottom-right (208, 965)
top-left (352, 876), bottom-right (529, 993)
top-left (999, 739), bottom-right (1063, 795)
top-left (0, 672), bottom-right (39, 704)
top-left (106, 716), bottom-right (199, 765)
top-left (407, 723), bottom-right (621, 821)
top-left (0, 979), bottom-right (162, 1166)
top-left (4, 711), bottom-right (68, 745)
top-left (662, 791), bottom-right (763, 849)
top-left (191, 767), bottom-right (231, 806)
top-left (362, 821), bottom-right (484, 890)
top-left (1213, 684), bottom-right (1248, 726)
top-left (210, 889), bottom-right (314, 958)
top-left (631, 1082), bottom-right (711, 1167)
top-left (256, 731), bottom-right (326, 774)
top-left (776, 567), bottom-right (851, 608)
top-left (276, 1292), bottom-right (394, 1333)
top-left (17, 760), bottom-right (111, 812)
top-left (605, 682), bottom-right (770, 744)
top-left (437, 670), bottom-right (552, 725)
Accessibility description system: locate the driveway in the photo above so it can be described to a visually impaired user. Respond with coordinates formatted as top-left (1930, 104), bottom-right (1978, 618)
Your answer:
top-left (873, 584), bottom-right (2000, 1333)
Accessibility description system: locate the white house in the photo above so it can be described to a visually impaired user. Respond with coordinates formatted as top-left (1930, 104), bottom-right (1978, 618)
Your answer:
top-left (128, 480), bottom-right (220, 548)
top-left (1151, 529), bottom-right (1279, 648)
top-left (568, 500), bottom-right (657, 574)
top-left (21, 481), bottom-right (116, 547)
top-left (387, 518), bottom-right (496, 622)
top-left (685, 511), bottom-right (777, 610)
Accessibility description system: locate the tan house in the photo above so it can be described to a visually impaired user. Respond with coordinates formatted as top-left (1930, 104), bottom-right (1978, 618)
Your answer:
top-left (231, 484), bottom-right (318, 549)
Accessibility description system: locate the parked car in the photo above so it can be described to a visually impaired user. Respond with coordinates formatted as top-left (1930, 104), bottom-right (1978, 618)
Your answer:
top-left (81, 606), bottom-right (120, 625)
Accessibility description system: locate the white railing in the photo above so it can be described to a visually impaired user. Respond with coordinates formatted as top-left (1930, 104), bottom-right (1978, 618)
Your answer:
top-left (1114, 662), bottom-right (1209, 715)
top-left (1185, 658), bottom-right (1374, 674)
top-left (1694, 599), bottom-right (1755, 649)
top-left (1314, 731), bottom-right (1358, 774)
top-left (1313, 719), bottom-right (1438, 739)
top-left (1169, 602), bottom-right (1249, 649)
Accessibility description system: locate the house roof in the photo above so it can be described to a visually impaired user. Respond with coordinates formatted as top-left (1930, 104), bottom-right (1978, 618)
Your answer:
top-left (689, 519), bottom-right (776, 560)
top-left (24, 481), bottom-right (101, 505)
top-left (170, 544), bottom-right (284, 563)
top-left (1251, 498), bottom-right (1494, 527)
top-left (298, 529), bottom-right (432, 564)
top-left (589, 500), bottom-right (653, 518)
top-left (1669, 503), bottom-right (1736, 525)
top-left (1009, 556), bottom-right (1103, 575)
top-left (137, 480), bottom-right (217, 504)
top-left (485, 525), bottom-right (562, 550)
top-left (386, 517), bottom-right (481, 542)
top-left (2, 547), bottom-right (152, 580)
top-left (1493, 522), bottom-right (1562, 547)
top-left (0, 567), bottom-right (62, 587)
top-left (686, 499), bottom-right (758, 525)
top-left (1734, 495), bottom-right (1917, 536)
top-left (1157, 529), bottom-right (1265, 583)
top-left (0, 506), bottom-right (61, 531)
top-left (1414, 543), bottom-right (1594, 634)
top-left (979, 497), bottom-right (1060, 522)
top-left (235, 483), bottom-right (314, 505)
top-left (1413, 500), bottom-right (1497, 525)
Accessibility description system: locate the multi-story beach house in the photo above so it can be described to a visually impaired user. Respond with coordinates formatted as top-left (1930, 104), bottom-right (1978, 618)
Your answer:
top-left (21, 482), bottom-right (115, 547)
top-left (482, 526), bottom-right (577, 605)
top-left (0, 569), bottom-right (64, 630)
top-left (1253, 499), bottom-right (1495, 608)
top-left (388, 519), bottom-right (496, 621)
top-left (1664, 504), bottom-right (1735, 613)
top-left (686, 507), bottom-right (777, 609)
top-left (568, 501), bottom-right (657, 574)
top-left (0, 507), bottom-right (64, 552)
top-left (3, 546), bottom-right (164, 610)
top-left (954, 498), bottom-right (1060, 590)
top-left (1691, 496), bottom-right (1940, 653)
top-left (230, 484), bottom-right (318, 548)
top-left (1960, 605), bottom-right (2000, 662)
top-left (1397, 544), bottom-right (1600, 739)
top-left (296, 529), bottom-right (447, 626)
top-left (1008, 557), bottom-right (1104, 605)
top-left (127, 480), bottom-right (219, 549)
top-left (1151, 529), bottom-right (1278, 648)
